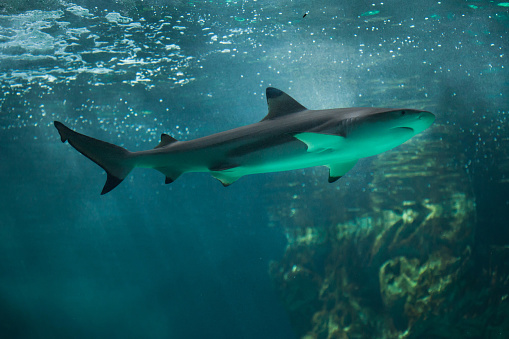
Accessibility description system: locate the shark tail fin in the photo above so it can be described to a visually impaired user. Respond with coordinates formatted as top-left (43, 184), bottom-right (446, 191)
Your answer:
top-left (54, 121), bottom-right (135, 195)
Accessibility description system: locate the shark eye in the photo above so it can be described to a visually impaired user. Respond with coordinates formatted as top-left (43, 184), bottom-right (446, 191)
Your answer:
top-left (401, 111), bottom-right (406, 115)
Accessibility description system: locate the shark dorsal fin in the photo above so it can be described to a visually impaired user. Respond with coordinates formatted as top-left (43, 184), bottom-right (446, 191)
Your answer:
top-left (262, 87), bottom-right (307, 121)
top-left (154, 133), bottom-right (178, 149)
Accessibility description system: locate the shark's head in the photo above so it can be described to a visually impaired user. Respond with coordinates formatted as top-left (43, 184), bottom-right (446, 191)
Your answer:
top-left (370, 109), bottom-right (435, 135)
top-left (342, 108), bottom-right (435, 157)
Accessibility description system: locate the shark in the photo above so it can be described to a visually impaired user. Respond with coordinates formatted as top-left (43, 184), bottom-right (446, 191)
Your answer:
top-left (54, 87), bottom-right (435, 194)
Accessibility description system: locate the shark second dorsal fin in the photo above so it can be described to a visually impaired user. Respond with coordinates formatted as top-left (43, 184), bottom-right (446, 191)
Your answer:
top-left (154, 133), bottom-right (178, 149)
top-left (262, 87), bottom-right (307, 121)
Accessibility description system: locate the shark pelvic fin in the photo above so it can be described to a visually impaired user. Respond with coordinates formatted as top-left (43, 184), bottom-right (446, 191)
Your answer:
top-left (327, 161), bottom-right (358, 183)
top-left (262, 87), bottom-right (307, 121)
top-left (210, 170), bottom-right (242, 187)
top-left (54, 121), bottom-right (134, 195)
top-left (155, 167), bottom-right (182, 184)
top-left (294, 132), bottom-right (346, 153)
top-left (154, 133), bottom-right (178, 149)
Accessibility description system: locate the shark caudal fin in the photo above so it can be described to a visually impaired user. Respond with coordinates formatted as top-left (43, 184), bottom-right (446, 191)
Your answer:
top-left (54, 121), bottom-right (134, 195)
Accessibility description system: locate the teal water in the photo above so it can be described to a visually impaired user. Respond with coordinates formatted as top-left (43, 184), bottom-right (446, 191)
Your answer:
top-left (0, 1), bottom-right (508, 338)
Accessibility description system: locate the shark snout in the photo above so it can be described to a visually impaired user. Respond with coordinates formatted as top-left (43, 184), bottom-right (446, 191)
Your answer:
top-left (410, 111), bottom-right (435, 133)
top-left (418, 111), bottom-right (435, 123)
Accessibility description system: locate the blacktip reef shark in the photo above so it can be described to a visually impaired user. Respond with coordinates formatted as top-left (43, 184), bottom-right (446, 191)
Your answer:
top-left (54, 87), bottom-right (435, 195)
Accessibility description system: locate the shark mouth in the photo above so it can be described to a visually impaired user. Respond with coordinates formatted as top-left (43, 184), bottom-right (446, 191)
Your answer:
top-left (391, 127), bottom-right (414, 132)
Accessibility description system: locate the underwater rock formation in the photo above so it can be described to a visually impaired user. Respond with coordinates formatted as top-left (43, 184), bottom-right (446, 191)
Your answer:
top-left (268, 125), bottom-right (509, 338)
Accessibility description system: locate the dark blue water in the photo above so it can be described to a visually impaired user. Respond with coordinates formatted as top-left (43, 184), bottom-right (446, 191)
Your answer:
top-left (1, 0), bottom-right (508, 338)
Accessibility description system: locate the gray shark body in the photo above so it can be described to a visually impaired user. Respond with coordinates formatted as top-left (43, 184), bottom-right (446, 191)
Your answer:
top-left (54, 87), bottom-right (435, 194)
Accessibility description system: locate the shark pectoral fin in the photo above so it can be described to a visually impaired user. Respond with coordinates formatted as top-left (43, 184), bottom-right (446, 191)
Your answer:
top-left (327, 160), bottom-right (358, 183)
top-left (294, 132), bottom-right (346, 153)
top-left (155, 167), bottom-right (182, 184)
top-left (210, 170), bottom-right (242, 187)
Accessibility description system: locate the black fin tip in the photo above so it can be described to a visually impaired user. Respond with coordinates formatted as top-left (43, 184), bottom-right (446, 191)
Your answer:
top-left (328, 176), bottom-right (342, 183)
top-left (266, 87), bottom-right (283, 99)
top-left (101, 173), bottom-right (124, 195)
top-left (54, 121), bottom-right (68, 142)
